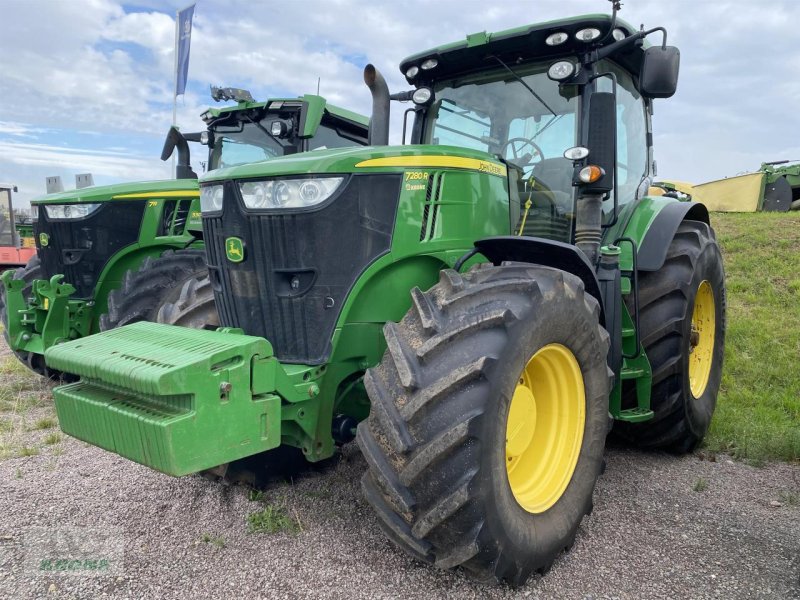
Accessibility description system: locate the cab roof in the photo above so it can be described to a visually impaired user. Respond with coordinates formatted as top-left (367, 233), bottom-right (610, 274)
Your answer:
top-left (400, 14), bottom-right (645, 83)
top-left (204, 94), bottom-right (368, 127)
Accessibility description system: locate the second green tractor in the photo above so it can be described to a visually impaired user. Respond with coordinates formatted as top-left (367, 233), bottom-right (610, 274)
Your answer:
top-left (44, 10), bottom-right (725, 586)
top-left (0, 92), bottom-right (368, 377)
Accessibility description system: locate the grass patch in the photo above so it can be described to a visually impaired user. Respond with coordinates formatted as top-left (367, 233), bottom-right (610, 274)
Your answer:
top-left (247, 504), bottom-right (301, 535)
top-left (778, 491), bottom-right (799, 506)
top-left (692, 477), bottom-right (708, 492)
top-left (199, 533), bottom-right (226, 548)
top-left (704, 213), bottom-right (800, 463)
top-left (0, 353), bottom-right (57, 461)
top-left (33, 418), bottom-right (56, 430)
top-left (248, 489), bottom-right (266, 502)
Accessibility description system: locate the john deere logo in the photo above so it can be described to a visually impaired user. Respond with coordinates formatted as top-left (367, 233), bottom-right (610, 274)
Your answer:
top-left (225, 237), bottom-right (244, 262)
top-left (39, 233), bottom-right (49, 247)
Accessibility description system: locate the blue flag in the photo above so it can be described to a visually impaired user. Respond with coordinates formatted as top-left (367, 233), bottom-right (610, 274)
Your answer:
top-left (175, 4), bottom-right (195, 96)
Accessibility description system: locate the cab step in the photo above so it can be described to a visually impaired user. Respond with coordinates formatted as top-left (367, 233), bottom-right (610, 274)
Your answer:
top-left (615, 407), bottom-right (655, 423)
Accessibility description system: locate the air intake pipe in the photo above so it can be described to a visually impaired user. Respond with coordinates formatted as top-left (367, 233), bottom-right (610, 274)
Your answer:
top-left (364, 64), bottom-right (390, 146)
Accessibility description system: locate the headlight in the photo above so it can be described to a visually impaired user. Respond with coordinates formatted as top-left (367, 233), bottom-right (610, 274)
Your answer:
top-left (200, 184), bottom-right (224, 213)
top-left (44, 203), bottom-right (101, 219)
top-left (412, 87), bottom-right (433, 105)
top-left (576, 27), bottom-right (601, 42)
top-left (547, 60), bottom-right (576, 81)
top-left (239, 177), bottom-right (344, 210)
top-left (545, 32), bottom-right (569, 46)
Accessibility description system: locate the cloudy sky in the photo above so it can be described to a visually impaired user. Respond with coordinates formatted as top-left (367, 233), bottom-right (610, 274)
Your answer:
top-left (1, 0), bottom-right (799, 206)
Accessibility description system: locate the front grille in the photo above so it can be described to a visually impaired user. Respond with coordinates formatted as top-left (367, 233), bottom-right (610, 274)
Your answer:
top-left (34, 201), bottom-right (146, 299)
top-left (204, 174), bottom-right (402, 364)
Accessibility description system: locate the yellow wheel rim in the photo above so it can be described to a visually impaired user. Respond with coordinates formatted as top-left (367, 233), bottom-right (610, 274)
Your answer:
top-left (505, 343), bottom-right (585, 514)
top-left (689, 280), bottom-right (716, 398)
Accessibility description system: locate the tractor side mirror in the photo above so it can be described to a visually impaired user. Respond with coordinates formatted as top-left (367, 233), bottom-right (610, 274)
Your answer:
top-left (640, 46), bottom-right (680, 98)
top-left (583, 92), bottom-right (616, 194)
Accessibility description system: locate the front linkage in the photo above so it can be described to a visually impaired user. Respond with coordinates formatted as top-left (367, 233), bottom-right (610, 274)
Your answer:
top-left (1, 271), bottom-right (92, 356)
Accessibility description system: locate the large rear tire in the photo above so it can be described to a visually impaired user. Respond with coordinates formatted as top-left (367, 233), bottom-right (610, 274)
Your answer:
top-left (616, 220), bottom-right (725, 452)
top-left (98, 249), bottom-right (207, 330)
top-left (357, 265), bottom-right (611, 585)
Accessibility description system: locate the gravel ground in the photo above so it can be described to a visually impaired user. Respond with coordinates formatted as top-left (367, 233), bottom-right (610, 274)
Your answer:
top-left (0, 355), bottom-right (798, 599)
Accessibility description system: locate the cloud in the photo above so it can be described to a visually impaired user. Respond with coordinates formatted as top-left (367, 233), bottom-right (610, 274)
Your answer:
top-left (0, 122), bottom-right (49, 138)
top-left (0, 141), bottom-right (168, 183)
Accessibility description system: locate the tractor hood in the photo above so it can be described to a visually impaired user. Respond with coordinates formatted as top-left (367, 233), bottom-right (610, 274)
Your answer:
top-left (31, 178), bottom-right (199, 205)
top-left (200, 144), bottom-right (509, 183)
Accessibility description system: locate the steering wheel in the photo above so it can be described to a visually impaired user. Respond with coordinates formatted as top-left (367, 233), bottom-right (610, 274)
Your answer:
top-left (501, 137), bottom-right (545, 174)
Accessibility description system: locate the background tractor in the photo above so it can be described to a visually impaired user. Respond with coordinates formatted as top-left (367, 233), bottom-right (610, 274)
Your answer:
top-left (44, 7), bottom-right (725, 586)
top-left (0, 92), bottom-right (368, 378)
top-left (0, 183), bottom-right (37, 272)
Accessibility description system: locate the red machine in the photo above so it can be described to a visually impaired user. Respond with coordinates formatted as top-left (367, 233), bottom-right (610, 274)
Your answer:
top-left (0, 184), bottom-right (36, 272)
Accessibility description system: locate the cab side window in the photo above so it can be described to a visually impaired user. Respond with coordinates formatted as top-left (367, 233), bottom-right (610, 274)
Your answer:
top-left (598, 63), bottom-right (649, 208)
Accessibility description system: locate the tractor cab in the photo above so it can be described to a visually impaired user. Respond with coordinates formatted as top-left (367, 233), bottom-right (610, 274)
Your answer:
top-left (393, 13), bottom-right (679, 256)
top-left (164, 90), bottom-right (370, 178)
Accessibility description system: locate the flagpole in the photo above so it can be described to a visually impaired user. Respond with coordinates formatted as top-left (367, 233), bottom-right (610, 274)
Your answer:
top-left (171, 7), bottom-right (180, 178)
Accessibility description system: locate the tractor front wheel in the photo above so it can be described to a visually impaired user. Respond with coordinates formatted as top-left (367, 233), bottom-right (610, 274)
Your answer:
top-left (98, 249), bottom-right (207, 330)
top-left (357, 264), bottom-right (612, 585)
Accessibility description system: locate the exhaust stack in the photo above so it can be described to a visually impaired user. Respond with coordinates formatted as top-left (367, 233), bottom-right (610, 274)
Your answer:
top-left (161, 126), bottom-right (197, 180)
top-left (363, 64), bottom-right (390, 146)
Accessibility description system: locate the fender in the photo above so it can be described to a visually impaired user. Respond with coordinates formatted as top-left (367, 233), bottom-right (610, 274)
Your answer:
top-left (471, 236), bottom-right (605, 326)
top-left (637, 202), bottom-right (709, 271)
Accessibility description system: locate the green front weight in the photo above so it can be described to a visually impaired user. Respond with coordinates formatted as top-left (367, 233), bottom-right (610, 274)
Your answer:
top-left (45, 322), bottom-right (326, 476)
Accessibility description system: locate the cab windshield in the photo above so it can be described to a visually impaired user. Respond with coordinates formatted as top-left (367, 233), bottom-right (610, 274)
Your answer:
top-left (209, 115), bottom-right (366, 171)
top-left (426, 62), bottom-right (580, 242)
top-left (209, 120), bottom-right (286, 170)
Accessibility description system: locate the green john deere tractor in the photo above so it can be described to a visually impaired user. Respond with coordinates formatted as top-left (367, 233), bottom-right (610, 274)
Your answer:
top-left (0, 91), bottom-right (368, 377)
top-left (44, 9), bottom-right (725, 585)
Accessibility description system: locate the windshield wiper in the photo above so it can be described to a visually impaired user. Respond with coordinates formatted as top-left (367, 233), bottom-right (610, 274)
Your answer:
top-left (490, 55), bottom-right (557, 117)
top-left (489, 55), bottom-right (566, 141)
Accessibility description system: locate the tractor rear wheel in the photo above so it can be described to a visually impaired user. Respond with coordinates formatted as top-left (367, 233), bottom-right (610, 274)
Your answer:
top-left (616, 220), bottom-right (725, 452)
top-left (156, 273), bottom-right (219, 329)
top-left (357, 264), bottom-right (612, 585)
top-left (98, 249), bottom-right (207, 330)
top-left (0, 256), bottom-right (63, 379)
